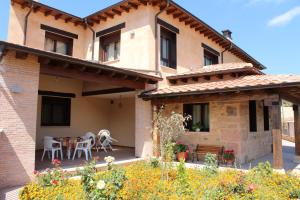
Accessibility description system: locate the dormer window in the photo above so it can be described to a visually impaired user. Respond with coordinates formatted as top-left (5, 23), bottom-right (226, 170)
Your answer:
top-left (100, 31), bottom-right (120, 62)
top-left (44, 32), bottom-right (73, 56)
top-left (202, 43), bottom-right (219, 66)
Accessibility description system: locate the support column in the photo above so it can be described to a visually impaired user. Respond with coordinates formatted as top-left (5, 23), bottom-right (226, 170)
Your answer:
top-left (152, 105), bottom-right (160, 157)
top-left (293, 105), bottom-right (300, 163)
top-left (271, 101), bottom-right (283, 169)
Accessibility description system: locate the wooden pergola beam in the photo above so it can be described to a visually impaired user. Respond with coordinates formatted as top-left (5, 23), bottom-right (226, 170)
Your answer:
top-left (270, 100), bottom-right (283, 169)
top-left (293, 105), bottom-right (300, 157)
top-left (40, 65), bottom-right (145, 89)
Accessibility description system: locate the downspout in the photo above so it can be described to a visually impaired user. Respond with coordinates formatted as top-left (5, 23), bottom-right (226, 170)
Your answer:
top-left (221, 42), bottom-right (233, 63)
top-left (155, 0), bottom-right (170, 75)
top-left (24, 2), bottom-right (34, 45)
top-left (85, 18), bottom-right (95, 61)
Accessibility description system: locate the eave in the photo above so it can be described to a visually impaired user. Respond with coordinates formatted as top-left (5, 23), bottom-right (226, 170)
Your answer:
top-left (0, 41), bottom-right (162, 88)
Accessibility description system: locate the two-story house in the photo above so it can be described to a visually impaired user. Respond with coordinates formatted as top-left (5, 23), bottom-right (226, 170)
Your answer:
top-left (1, 0), bottom-right (300, 188)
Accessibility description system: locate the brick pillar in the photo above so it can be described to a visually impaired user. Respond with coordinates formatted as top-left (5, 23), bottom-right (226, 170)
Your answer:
top-left (0, 51), bottom-right (39, 189)
top-left (270, 101), bottom-right (283, 169)
top-left (293, 105), bottom-right (300, 163)
top-left (135, 94), bottom-right (153, 158)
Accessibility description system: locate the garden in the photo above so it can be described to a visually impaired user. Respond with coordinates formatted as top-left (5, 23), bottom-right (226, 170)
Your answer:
top-left (19, 110), bottom-right (300, 200)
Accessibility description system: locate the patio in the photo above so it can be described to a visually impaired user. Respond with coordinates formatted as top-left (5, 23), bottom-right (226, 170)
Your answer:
top-left (35, 146), bottom-right (136, 171)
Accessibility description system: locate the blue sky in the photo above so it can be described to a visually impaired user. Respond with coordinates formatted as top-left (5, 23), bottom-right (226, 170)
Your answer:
top-left (0, 0), bottom-right (299, 74)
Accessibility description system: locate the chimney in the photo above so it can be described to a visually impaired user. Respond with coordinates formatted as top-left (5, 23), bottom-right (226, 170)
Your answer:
top-left (222, 29), bottom-right (232, 40)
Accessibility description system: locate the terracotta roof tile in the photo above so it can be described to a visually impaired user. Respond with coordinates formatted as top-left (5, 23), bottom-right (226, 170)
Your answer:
top-left (144, 75), bottom-right (300, 97)
top-left (167, 63), bottom-right (262, 80)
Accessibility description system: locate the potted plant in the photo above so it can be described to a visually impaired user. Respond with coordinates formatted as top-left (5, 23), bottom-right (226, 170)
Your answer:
top-left (223, 150), bottom-right (235, 165)
top-left (192, 122), bottom-right (202, 132)
top-left (174, 142), bottom-right (188, 161)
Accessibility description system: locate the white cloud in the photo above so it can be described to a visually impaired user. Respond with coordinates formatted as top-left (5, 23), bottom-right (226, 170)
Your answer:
top-left (268, 6), bottom-right (300, 26)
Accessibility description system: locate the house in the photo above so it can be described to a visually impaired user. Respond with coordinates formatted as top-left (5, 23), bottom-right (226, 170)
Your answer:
top-left (1, 0), bottom-right (300, 189)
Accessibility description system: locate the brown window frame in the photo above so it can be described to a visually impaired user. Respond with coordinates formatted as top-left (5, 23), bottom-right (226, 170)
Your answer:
top-left (183, 103), bottom-right (210, 132)
top-left (263, 106), bottom-right (270, 131)
top-left (204, 49), bottom-right (219, 66)
top-left (44, 32), bottom-right (73, 56)
top-left (160, 26), bottom-right (177, 69)
top-left (99, 31), bottom-right (121, 62)
top-left (41, 96), bottom-right (71, 127)
top-left (249, 100), bottom-right (257, 132)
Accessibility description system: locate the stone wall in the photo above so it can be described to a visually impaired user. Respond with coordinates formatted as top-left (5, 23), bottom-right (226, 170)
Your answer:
top-left (161, 99), bottom-right (272, 164)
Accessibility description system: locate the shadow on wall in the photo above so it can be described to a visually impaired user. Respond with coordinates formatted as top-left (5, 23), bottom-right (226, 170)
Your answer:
top-left (0, 134), bottom-right (31, 189)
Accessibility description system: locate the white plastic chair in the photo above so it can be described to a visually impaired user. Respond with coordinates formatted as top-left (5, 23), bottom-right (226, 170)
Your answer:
top-left (41, 136), bottom-right (63, 161)
top-left (83, 132), bottom-right (96, 148)
top-left (97, 130), bottom-right (118, 152)
top-left (72, 138), bottom-right (92, 161)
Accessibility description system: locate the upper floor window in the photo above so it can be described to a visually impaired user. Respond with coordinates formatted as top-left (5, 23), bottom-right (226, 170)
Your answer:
top-left (204, 50), bottom-right (219, 66)
top-left (100, 31), bottom-right (120, 62)
top-left (202, 43), bottom-right (219, 66)
top-left (160, 27), bottom-right (177, 69)
top-left (183, 103), bottom-right (210, 132)
top-left (44, 32), bottom-right (73, 56)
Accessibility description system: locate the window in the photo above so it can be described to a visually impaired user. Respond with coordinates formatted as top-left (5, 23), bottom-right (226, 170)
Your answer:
top-left (263, 106), bottom-right (270, 131)
top-left (41, 96), bottom-right (71, 126)
top-left (44, 32), bottom-right (73, 56)
top-left (183, 103), bottom-right (209, 132)
top-left (100, 31), bottom-right (120, 62)
top-left (249, 100), bottom-right (257, 132)
top-left (160, 27), bottom-right (177, 69)
top-left (204, 49), bottom-right (219, 66)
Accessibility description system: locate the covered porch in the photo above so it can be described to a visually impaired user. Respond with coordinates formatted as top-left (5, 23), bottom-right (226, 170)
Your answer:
top-left (32, 46), bottom-right (161, 170)
top-left (142, 64), bottom-right (300, 169)
top-left (0, 41), bottom-right (161, 171)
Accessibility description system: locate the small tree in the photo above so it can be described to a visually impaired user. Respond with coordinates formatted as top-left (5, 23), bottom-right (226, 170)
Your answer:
top-left (154, 106), bottom-right (191, 180)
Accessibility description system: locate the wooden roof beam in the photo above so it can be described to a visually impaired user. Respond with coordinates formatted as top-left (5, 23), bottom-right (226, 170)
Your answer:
top-left (128, 2), bottom-right (138, 9)
top-left (195, 26), bottom-right (206, 31)
top-left (179, 16), bottom-right (189, 22)
top-left (44, 10), bottom-right (52, 17)
top-left (90, 18), bottom-right (100, 24)
top-left (21, 2), bottom-right (28, 9)
top-left (185, 19), bottom-right (194, 25)
top-left (190, 22), bottom-right (199, 28)
top-left (173, 12), bottom-right (183, 19)
top-left (98, 15), bottom-right (107, 21)
top-left (65, 17), bottom-right (72, 23)
top-left (33, 6), bottom-right (41, 13)
top-left (166, 7), bottom-right (177, 15)
top-left (105, 12), bottom-right (114, 18)
top-left (55, 14), bottom-right (62, 20)
top-left (112, 9), bottom-right (122, 16)
top-left (120, 5), bottom-right (130, 12)
top-left (138, 0), bottom-right (148, 5)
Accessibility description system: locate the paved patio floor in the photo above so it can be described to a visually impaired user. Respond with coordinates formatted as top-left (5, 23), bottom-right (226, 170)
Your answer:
top-left (35, 146), bottom-right (136, 170)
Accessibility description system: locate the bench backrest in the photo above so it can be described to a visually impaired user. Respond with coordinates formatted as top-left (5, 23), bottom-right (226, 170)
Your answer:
top-left (195, 145), bottom-right (224, 155)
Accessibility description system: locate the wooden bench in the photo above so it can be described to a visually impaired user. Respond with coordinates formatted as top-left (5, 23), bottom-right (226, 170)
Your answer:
top-left (192, 145), bottom-right (224, 163)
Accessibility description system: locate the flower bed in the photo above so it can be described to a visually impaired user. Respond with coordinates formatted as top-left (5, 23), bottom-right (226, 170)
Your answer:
top-left (20, 159), bottom-right (300, 200)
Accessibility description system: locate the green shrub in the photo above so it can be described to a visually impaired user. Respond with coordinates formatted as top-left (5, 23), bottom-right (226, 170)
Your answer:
top-left (204, 153), bottom-right (218, 175)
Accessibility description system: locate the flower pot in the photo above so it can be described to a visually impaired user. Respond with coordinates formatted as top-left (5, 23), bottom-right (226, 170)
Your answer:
top-left (177, 152), bottom-right (188, 161)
